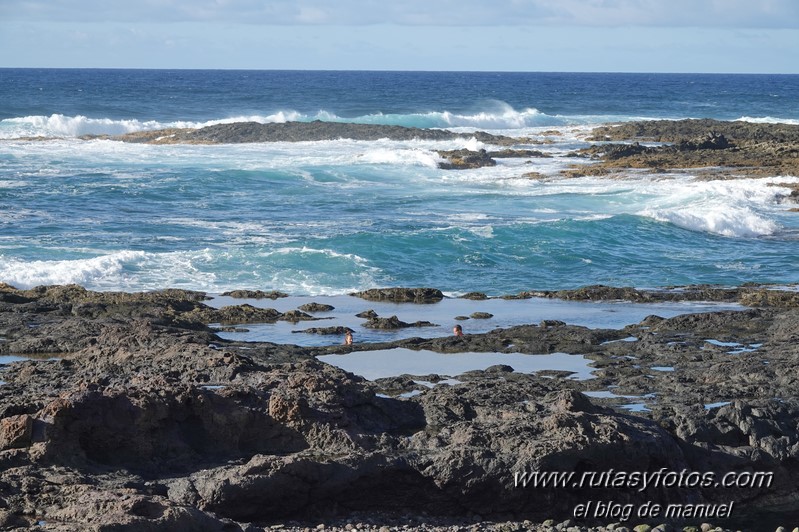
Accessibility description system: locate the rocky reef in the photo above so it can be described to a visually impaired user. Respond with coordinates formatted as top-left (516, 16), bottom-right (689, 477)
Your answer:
top-left (91, 117), bottom-right (799, 178)
top-left (101, 121), bottom-right (515, 147)
top-left (569, 119), bottom-right (799, 179)
top-left (96, 121), bottom-right (548, 170)
top-left (2, 282), bottom-right (799, 530)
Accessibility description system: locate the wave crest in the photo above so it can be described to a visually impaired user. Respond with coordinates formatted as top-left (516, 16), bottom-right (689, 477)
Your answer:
top-left (635, 177), bottom-right (798, 238)
top-left (0, 250), bottom-right (146, 289)
top-left (0, 102), bottom-right (612, 139)
top-left (639, 206), bottom-right (778, 237)
top-left (736, 116), bottom-right (799, 125)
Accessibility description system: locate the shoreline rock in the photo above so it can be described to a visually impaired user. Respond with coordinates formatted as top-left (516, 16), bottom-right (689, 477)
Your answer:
top-left (570, 118), bottom-right (799, 179)
top-left (2, 282), bottom-right (799, 529)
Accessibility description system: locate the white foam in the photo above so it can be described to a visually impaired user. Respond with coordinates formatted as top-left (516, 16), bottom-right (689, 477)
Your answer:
top-left (736, 116), bottom-right (799, 125)
top-left (0, 102), bottom-right (631, 140)
top-left (447, 213), bottom-right (491, 222)
top-left (442, 173), bottom-right (797, 238)
top-left (461, 137), bottom-right (485, 151)
top-left (358, 147), bottom-right (442, 168)
top-left (0, 248), bottom-right (238, 292)
top-left (640, 205), bottom-right (778, 237)
top-left (264, 246), bottom-right (372, 265)
top-left (0, 180), bottom-right (29, 189)
top-left (1, 114), bottom-right (166, 139)
top-left (0, 112), bottom-right (312, 139)
top-left (468, 225), bottom-right (495, 238)
top-left (161, 218), bottom-right (289, 239)
top-left (0, 250), bottom-right (146, 289)
top-left (635, 176), bottom-right (799, 238)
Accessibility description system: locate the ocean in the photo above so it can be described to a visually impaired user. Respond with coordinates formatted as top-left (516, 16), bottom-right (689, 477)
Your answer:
top-left (2, 69), bottom-right (799, 296)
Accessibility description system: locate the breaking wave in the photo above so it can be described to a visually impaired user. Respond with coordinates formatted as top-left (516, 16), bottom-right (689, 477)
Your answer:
top-left (0, 102), bottom-right (629, 139)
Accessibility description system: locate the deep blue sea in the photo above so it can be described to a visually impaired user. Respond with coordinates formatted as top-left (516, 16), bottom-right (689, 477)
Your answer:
top-left (2, 69), bottom-right (799, 296)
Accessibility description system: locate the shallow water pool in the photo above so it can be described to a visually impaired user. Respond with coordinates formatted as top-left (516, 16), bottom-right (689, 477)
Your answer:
top-left (317, 347), bottom-right (596, 380)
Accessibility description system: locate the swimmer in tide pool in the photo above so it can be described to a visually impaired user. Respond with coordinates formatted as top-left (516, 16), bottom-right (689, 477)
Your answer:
top-left (453, 324), bottom-right (464, 337)
top-left (344, 330), bottom-right (354, 345)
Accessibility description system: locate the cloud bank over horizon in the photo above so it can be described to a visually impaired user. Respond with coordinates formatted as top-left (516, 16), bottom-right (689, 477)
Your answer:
top-left (4, 0), bottom-right (799, 27)
top-left (1, 0), bottom-right (798, 72)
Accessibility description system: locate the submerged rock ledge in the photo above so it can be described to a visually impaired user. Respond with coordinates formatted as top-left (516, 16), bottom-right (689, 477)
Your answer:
top-left (1, 282), bottom-right (799, 530)
top-left (102, 120), bottom-right (517, 146)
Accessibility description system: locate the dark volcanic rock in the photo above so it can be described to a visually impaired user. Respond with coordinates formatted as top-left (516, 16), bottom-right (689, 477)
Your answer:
top-left (351, 287), bottom-right (444, 304)
top-left (188, 121), bottom-right (458, 143)
top-left (436, 148), bottom-right (496, 169)
top-left (488, 148), bottom-right (551, 158)
top-left (278, 310), bottom-right (316, 322)
top-left (208, 304), bottom-right (282, 324)
top-left (220, 289), bottom-right (289, 299)
top-left (460, 291), bottom-right (489, 300)
top-left (518, 284), bottom-right (746, 304)
top-left (600, 142), bottom-right (653, 159)
top-left (3, 282), bottom-right (799, 528)
top-left (293, 326), bottom-right (353, 336)
top-left (589, 119), bottom-right (799, 144)
top-left (111, 121), bottom-right (517, 146)
top-left (677, 131), bottom-right (733, 151)
top-left (577, 119), bottom-right (799, 177)
top-left (297, 302), bottom-right (335, 313)
top-left (363, 315), bottom-right (438, 329)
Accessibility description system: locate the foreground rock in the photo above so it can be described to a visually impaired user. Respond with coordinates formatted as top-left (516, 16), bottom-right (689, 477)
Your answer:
top-left (2, 282), bottom-right (799, 529)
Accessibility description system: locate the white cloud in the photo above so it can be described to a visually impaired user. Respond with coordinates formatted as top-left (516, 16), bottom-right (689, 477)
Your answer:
top-left (2, 0), bottom-right (798, 28)
top-left (1, 1), bottom-right (797, 72)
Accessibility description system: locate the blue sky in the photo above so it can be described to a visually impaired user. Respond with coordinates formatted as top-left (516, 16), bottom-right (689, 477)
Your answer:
top-left (1, 0), bottom-right (798, 72)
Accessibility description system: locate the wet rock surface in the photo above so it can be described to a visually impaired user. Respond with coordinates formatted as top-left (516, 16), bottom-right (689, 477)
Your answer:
top-left (351, 287), bottom-right (445, 304)
top-left (362, 315), bottom-right (438, 329)
top-left (105, 121), bottom-right (517, 146)
top-left (298, 302), bottom-right (336, 313)
top-left (2, 282), bottom-right (799, 530)
top-left (573, 118), bottom-right (799, 178)
top-left (436, 148), bottom-right (497, 169)
top-left (220, 289), bottom-right (289, 300)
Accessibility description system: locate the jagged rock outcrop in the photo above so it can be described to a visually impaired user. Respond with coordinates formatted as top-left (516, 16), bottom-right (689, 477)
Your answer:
top-left (436, 148), bottom-right (496, 169)
top-left (574, 118), bottom-right (799, 178)
top-left (350, 287), bottom-right (445, 303)
top-left (2, 283), bottom-right (799, 529)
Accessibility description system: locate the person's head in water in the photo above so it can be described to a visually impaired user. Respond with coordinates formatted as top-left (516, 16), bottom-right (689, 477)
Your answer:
top-left (344, 330), bottom-right (353, 345)
top-left (453, 324), bottom-right (463, 337)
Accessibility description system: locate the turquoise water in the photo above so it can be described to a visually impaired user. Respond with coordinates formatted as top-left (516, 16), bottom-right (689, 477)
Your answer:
top-left (2, 70), bottom-right (799, 295)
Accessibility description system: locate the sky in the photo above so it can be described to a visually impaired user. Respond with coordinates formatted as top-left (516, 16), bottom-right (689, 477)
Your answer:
top-left (1, 0), bottom-right (798, 73)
